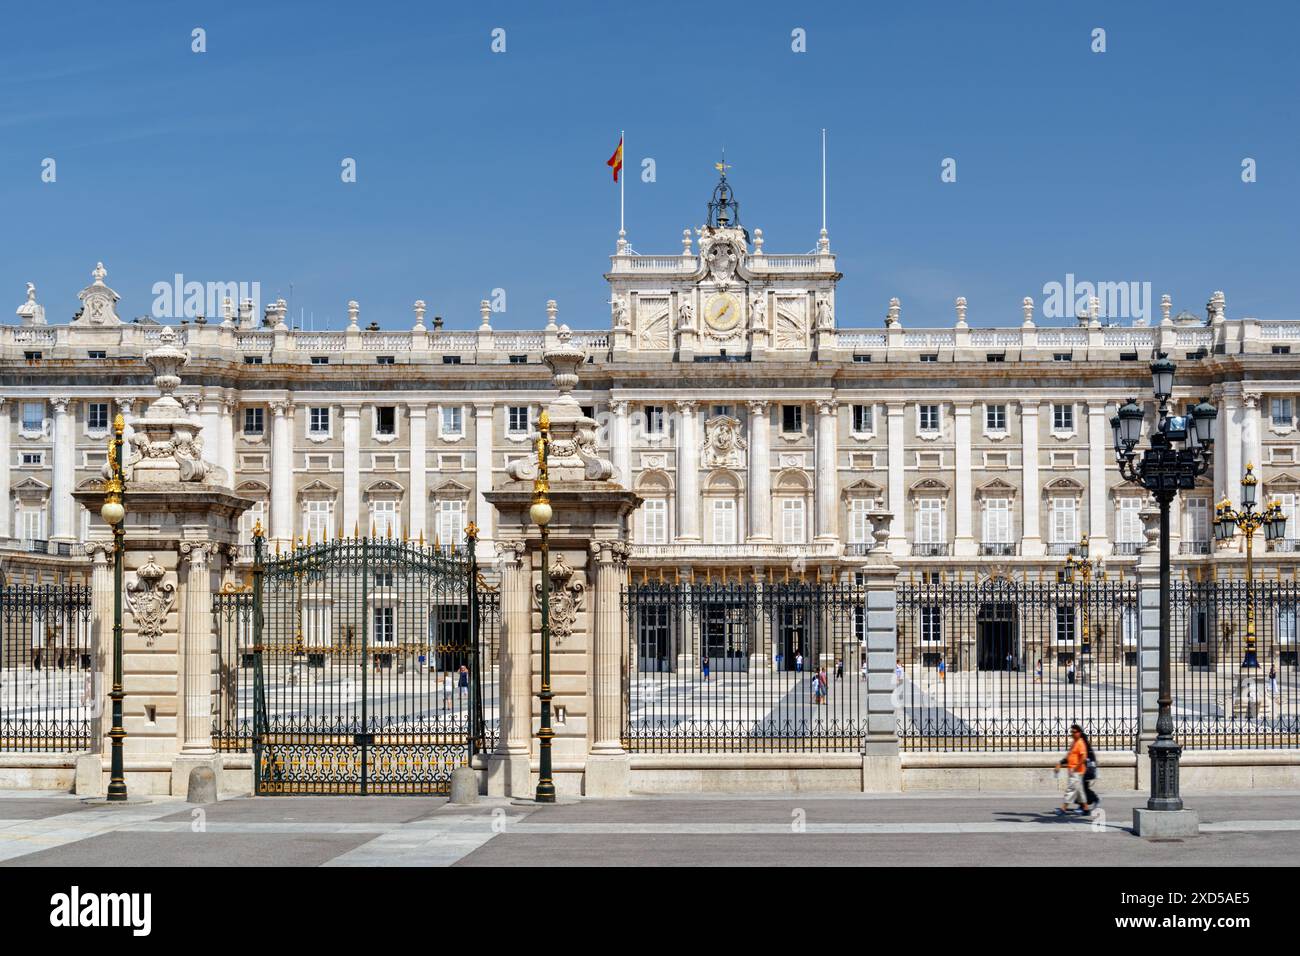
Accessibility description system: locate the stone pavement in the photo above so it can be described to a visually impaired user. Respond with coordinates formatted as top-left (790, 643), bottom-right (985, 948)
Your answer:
top-left (1, 789), bottom-right (1299, 866)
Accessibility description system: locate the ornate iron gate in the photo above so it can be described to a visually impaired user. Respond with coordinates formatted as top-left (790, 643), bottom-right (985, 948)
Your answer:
top-left (250, 528), bottom-right (489, 794)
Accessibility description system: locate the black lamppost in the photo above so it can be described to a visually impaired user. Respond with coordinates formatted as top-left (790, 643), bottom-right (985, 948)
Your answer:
top-left (98, 414), bottom-right (128, 801)
top-left (529, 410), bottom-right (556, 803)
top-left (1112, 354), bottom-right (1217, 813)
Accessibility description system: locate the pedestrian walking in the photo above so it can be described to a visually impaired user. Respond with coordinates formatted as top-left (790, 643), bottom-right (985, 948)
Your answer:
top-left (835, 658), bottom-right (844, 681)
top-left (774, 649), bottom-right (782, 671)
top-left (893, 659), bottom-right (905, 687)
top-left (1055, 723), bottom-right (1093, 815)
top-left (458, 664), bottom-right (470, 699)
top-left (795, 652), bottom-right (804, 673)
top-left (813, 669), bottom-right (827, 705)
top-left (1269, 663), bottom-right (1279, 697)
top-left (1066, 660), bottom-right (1076, 685)
top-left (937, 657), bottom-right (946, 683)
top-left (702, 656), bottom-right (711, 682)
top-left (443, 671), bottom-right (454, 710)
top-left (1034, 658), bottom-right (1043, 683)
top-left (860, 658), bottom-right (869, 679)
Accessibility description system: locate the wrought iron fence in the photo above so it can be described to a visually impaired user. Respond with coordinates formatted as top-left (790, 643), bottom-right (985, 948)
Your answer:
top-left (0, 583), bottom-right (96, 752)
top-left (896, 578), bottom-right (1141, 752)
top-left (622, 583), bottom-right (869, 753)
top-left (1170, 580), bottom-right (1299, 749)
top-left (213, 587), bottom-right (254, 752)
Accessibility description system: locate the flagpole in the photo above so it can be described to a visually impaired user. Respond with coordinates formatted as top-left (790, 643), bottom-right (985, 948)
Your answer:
top-left (821, 128), bottom-right (827, 233)
top-left (620, 129), bottom-right (625, 236)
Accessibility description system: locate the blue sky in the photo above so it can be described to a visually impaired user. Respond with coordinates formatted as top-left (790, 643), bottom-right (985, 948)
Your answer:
top-left (1, 0), bottom-right (1296, 330)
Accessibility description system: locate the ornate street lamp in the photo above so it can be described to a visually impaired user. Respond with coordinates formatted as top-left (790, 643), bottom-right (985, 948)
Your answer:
top-left (98, 414), bottom-right (128, 801)
top-left (529, 410), bottom-right (556, 803)
top-left (1112, 353), bottom-right (1216, 814)
top-left (1214, 465), bottom-right (1286, 677)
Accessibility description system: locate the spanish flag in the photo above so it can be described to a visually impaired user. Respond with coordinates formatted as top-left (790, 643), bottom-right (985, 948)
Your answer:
top-left (606, 136), bottom-right (624, 182)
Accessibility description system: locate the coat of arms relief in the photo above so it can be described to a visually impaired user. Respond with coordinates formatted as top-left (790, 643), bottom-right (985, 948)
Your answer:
top-left (701, 415), bottom-right (748, 469)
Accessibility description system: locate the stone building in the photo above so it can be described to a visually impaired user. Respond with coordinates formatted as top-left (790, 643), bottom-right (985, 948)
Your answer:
top-left (2, 177), bottom-right (1299, 591)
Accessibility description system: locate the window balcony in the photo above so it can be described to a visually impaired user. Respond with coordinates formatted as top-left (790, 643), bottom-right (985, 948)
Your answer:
top-left (845, 542), bottom-right (874, 556)
top-left (1113, 542), bottom-right (1143, 555)
top-left (912, 542), bottom-right (950, 557)
top-left (1045, 543), bottom-right (1076, 556)
top-left (1179, 541), bottom-right (1212, 555)
top-left (1270, 539), bottom-right (1299, 554)
top-left (979, 542), bottom-right (1017, 556)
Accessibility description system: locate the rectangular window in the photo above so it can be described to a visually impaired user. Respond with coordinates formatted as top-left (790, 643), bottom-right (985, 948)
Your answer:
top-left (918, 404), bottom-right (940, 432)
top-left (1052, 403), bottom-right (1074, 431)
top-left (442, 355), bottom-right (461, 365)
top-left (1183, 497), bottom-right (1209, 544)
top-left (848, 499), bottom-right (871, 544)
top-left (1055, 606), bottom-right (1076, 643)
top-left (376, 355), bottom-right (395, 365)
top-left (375, 406), bottom-right (396, 436)
top-left (1273, 346), bottom-right (1292, 355)
top-left (441, 406), bottom-right (463, 436)
top-left (983, 498), bottom-right (1011, 544)
top-left (371, 500), bottom-right (397, 538)
top-left (781, 498), bottom-right (805, 544)
top-left (436, 499), bottom-right (466, 548)
top-left (21, 402), bottom-right (44, 432)
top-left (20, 452), bottom-right (42, 466)
top-left (915, 498), bottom-right (944, 544)
top-left (1119, 497), bottom-right (1145, 543)
top-left (1121, 605), bottom-right (1139, 647)
top-left (1050, 498), bottom-right (1077, 544)
top-left (372, 606), bottom-right (395, 645)
top-left (1053, 352), bottom-right (1072, 362)
top-left (1278, 493), bottom-right (1296, 539)
top-left (852, 404), bottom-right (873, 433)
top-left (309, 407), bottom-right (330, 435)
top-left (645, 405), bottom-right (665, 435)
top-left (711, 499), bottom-right (736, 545)
top-left (1272, 398), bottom-right (1293, 427)
top-left (303, 500), bottom-right (334, 541)
top-left (243, 407), bottom-right (264, 435)
top-left (1278, 603), bottom-right (1297, 646)
top-left (986, 404), bottom-right (1007, 431)
top-left (711, 405), bottom-right (733, 419)
top-left (509, 355), bottom-right (528, 364)
top-left (87, 403), bottom-right (109, 431)
top-left (643, 499), bottom-right (667, 544)
top-left (853, 354), bottom-right (872, 363)
top-left (985, 353), bottom-right (1005, 363)
top-left (920, 353), bottom-right (938, 363)
top-left (87, 350), bottom-right (107, 360)
top-left (781, 405), bottom-right (802, 434)
top-left (921, 606), bottom-right (943, 643)
top-left (21, 508), bottom-right (45, 542)
top-left (507, 406), bottom-right (530, 434)
top-left (311, 356), bottom-right (330, 365)
top-left (243, 355), bottom-right (263, 365)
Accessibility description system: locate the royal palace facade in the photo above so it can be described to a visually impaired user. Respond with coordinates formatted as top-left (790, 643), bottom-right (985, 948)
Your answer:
top-left (2, 182), bottom-right (1300, 590)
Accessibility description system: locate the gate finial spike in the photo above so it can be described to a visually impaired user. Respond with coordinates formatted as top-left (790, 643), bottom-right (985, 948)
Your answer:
top-left (418, 529), bottom-right (425, 548)
top-left (305, 529), bottom-right (312, 547)
top-left (353, 521), bottom-right (359, 540)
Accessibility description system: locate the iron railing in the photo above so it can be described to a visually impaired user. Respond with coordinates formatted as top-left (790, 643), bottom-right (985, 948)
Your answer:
top-left (622, 583), bottom-right (869, 753)
top-left (0, 583), bottom-right (96, 752)
top-left (896, 578), bottom-right (1141, 752)
top-left (212, 587), bottom-right (254, 752)
top-left (1170, 580), bottom-right (1299, 749)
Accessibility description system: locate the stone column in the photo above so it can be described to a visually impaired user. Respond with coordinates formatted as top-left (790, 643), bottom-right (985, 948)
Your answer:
top-left (487, 539), bottom-right (531, 797)
top-left (610, 400), bottom-right (631, 488)
top-left (408, 404), bottom-right (428, 539)
top-left (953, 401), bottom-right (975, 556)
top-left (675, 400), bottom-right (700, 541)
top-left (747, 399), bottom-right (772, 541)
top-left (1211, 384), bottom-right (1226, 507)
top-left (219, 397), bottom-right (237, 481)
top-left (815, 399), bottom-right (838, 542)
top-left (342, 403), bottom-right (361, 536)
top-left (178, 541), bottom-right (218, 757)
top-left (270, 401), bottom-right (294, 547)
top-left (1020, 400), bottom-right (1043, 556)
top-left (0, 399), bottom-right (9, 539)
top-left (886, 402), bottom-right (906, 556)
top-left (1222, 385), bottom-right (1243, 508)
top-left (861, 516), bottom-right (902, 791)
top-left (50, 396), bottom-right (75, 543)
top-left (88, 541), bottom-right (113, 754)
top-left (590, 540), bottom-right (628, 755)
top-left (1087, 401), bottom-right (1110, 553)
top-left (1243, 391), bottom-right (1262, 476)
top-left (474, 402), bottom-right (495, 544)
top-left (198, 393), bottom-right (223, 471)
top-left (115, 397), bottom-right (137, 450)
top-left (1135, 506), bottom-right (1162, 791)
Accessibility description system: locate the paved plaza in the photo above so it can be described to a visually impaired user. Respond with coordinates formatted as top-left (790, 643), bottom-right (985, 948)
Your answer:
top-left (2, 788), bottom-right (1298, 867)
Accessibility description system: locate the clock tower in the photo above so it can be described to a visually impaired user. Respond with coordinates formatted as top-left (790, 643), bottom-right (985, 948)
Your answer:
top-left (605, 162), bottom-right (842, 361)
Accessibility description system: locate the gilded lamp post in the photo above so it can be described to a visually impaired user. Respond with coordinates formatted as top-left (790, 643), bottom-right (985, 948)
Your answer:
top-left (1214, 465), bottom-right (1287, 676)
top-left (1063, 535), bottom-right (1103, 678)
top-left (529, 410), bottom-right (556, 803)
top-left (98, 414), bottom-right (129, 801)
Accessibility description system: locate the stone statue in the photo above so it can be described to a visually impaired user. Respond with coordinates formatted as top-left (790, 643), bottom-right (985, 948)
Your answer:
top-left (814, 296), bottom-right (834, 331)
top-left (610, 295), bottom-right (630, 330)
top-left (750, 294), bottom-right (766, 331)
top-left (678, 301), bottom-right (695, 332)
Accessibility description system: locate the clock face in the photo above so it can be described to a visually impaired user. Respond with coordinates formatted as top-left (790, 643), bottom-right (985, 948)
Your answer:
top-left (705, 293), bottom-right (743, 333)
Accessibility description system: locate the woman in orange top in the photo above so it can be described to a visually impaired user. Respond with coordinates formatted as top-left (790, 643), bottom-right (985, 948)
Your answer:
top-left (1056, 723), bottom-right (1091, 814)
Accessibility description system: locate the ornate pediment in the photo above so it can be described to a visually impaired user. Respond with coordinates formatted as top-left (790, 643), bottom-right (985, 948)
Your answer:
top-left (701, 415), bottom-right (747, 469)
top-left (12, 476), bottom-right (50, 500)
top-left (298, 478), bottom-right (338, 499)
top-left (74, 262), bottom-right (121, 326)
top-left (364, 478), bottom-right (405, 498)
top-left (1264, 471), bottom-right (1300, 491)
top-left (841, 477), bottom-right (884, 500)
top-left (236, 479), bottom-right (270, 495)
top-left (431, 478), bottom-right (472, 498)
top-left (908, 476), bottom-right (950, 497)
top-left (975, 477), bottom-right (1018, 499)
top-left (1043, 476), bottom-right (1084, 498)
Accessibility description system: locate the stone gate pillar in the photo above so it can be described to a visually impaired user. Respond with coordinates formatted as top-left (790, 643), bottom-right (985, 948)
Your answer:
top-left (485, 325), bottom-right (641, 798)
top-left (74, 326), bottom-right (251, 797)
top-left (862, 510), bottom-right (903, 791)
top-left (1135, 505), bottom-right (1163, 791)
